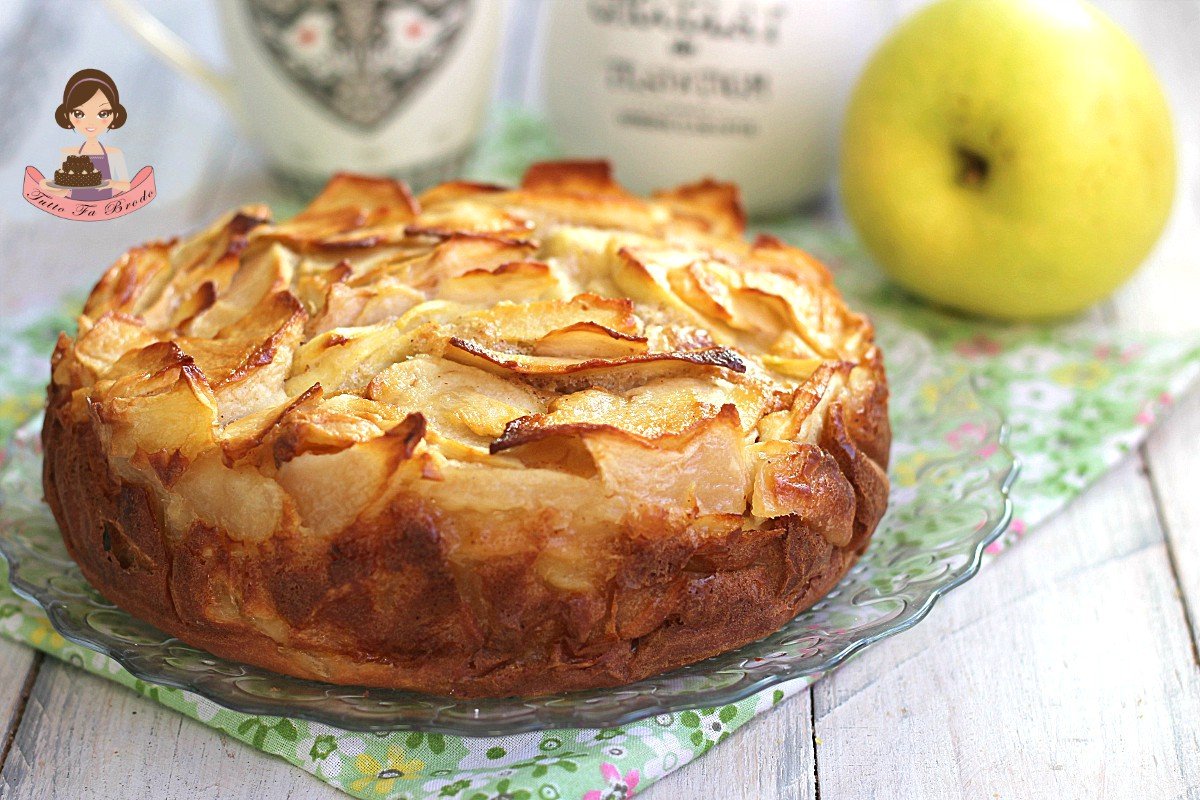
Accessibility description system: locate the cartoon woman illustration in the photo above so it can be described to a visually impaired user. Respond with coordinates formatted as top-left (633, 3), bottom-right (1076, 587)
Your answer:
top-left (40, 69), bottom-right (131, 200)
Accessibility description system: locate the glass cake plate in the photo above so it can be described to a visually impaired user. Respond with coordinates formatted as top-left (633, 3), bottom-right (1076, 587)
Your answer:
top-left (0, 339), bottom-right (1016, 735)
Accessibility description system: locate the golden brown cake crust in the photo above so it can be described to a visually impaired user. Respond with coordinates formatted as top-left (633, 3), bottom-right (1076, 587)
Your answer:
top-left (42, 162), bottom-right (890, 698)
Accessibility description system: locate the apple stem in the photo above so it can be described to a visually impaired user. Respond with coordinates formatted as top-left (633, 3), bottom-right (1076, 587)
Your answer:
top-left (956, 147), bottom-right (990, 188)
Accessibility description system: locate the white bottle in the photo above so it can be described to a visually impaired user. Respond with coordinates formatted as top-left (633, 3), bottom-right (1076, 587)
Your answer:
top-left (541, 0), bottom-right (883, 216)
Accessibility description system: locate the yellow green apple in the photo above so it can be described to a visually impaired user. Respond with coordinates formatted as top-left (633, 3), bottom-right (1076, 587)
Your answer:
top-left (841, 0), bottom-right (1175, 320)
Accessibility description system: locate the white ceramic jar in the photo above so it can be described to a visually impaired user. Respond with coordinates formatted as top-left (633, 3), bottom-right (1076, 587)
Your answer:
top-left (541, 0), bottom-right (883, 216)
top-left (104, 0), bottom-right (509, 192)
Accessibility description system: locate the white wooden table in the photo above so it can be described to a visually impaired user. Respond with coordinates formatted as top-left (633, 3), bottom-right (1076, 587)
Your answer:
top-left (0, 2), bottom-right (1197, 798)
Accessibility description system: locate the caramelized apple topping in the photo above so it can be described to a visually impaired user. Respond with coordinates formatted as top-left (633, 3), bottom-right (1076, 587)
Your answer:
top-left (55, 163), bottom-right (887, 556)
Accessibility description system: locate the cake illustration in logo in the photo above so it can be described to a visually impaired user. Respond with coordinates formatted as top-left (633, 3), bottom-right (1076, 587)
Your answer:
top-left (55, 155), bottom-right (104, 188)
top-left (22, 68), bottom-right (157, 220)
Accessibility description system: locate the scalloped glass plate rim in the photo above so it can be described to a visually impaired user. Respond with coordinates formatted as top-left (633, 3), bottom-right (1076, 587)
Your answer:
top-left (0, 373), bottom-right (1017, 735)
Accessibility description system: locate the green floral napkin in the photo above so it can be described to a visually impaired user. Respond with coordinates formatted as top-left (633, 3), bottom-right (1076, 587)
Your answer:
top-left (1, 114), bottom-right (1198, 800)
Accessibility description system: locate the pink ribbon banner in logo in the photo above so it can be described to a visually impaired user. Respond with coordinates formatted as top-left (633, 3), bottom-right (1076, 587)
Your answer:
top-left (22, 165), bottom-right (156, 221)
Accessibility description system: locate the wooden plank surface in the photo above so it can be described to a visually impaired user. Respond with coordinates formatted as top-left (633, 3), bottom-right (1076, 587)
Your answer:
top-left (809, 459), bottom-right (1200, 800)
top-left (1, 0), bottom-right (1198, 798)
top-left (1145, 386), bottom-right (1200, 661)
top-left (0, 663), bottom-right (342, 800)
top-left (0, 644), bottom-right (38, 771)
top-left (645, 691), bottom-right (816, 800)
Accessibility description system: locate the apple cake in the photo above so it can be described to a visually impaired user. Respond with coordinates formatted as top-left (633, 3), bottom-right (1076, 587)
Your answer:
top-left (42, 161), bottom-right (890, 698)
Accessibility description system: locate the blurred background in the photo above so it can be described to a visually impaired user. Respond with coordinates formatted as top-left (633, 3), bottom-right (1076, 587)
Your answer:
top-left (1, 0), bottom-right (1194, 330)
